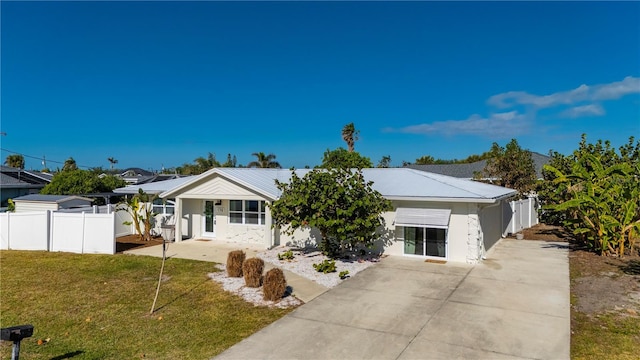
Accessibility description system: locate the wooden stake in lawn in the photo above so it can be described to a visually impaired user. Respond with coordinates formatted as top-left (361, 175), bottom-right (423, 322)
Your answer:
top-left (150, 236), bottom-right (167, 314)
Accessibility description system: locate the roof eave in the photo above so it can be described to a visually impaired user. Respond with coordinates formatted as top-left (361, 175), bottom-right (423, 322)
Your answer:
top-left (384, 193), bottom-right (516, 203)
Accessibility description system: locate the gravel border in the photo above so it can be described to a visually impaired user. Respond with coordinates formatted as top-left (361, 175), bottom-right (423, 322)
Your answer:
top-left (208, 246), bottom-right (381, 308)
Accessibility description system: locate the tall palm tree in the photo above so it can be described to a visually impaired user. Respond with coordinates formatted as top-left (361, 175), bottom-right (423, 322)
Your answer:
top-left (4, 154), bottom-right (25, 169)
top-left (341, 123), bottom-right (359, 152)
top-left (107, 157), bottom-right (118, 170)
top-left (247, 152), bottom-right (281, 168)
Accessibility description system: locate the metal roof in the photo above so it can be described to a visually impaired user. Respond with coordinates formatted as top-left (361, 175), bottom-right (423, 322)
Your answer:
top-left (159, 168), bottom-right (517, 203)
top-left (113, 176), bottom-right (195, 194)
top-left (12, 194), bottom-right (93, 203)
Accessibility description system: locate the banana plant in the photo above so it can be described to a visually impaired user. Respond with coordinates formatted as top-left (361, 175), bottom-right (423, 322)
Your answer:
top-left (544, 153), bottom-right (637, 256)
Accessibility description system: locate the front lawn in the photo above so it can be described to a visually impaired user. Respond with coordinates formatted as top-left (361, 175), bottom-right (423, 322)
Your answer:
top-left (0, 251), bottom-right (291, 359)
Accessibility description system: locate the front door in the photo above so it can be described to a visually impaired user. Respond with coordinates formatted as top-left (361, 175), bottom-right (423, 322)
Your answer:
top-left (202, 200), bottom-right (216, 238)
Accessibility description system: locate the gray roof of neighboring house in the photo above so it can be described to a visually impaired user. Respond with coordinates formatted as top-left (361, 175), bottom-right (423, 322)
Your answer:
top-left (159, 168), bottom-right (517, 203)
top-left (406, 152), bottom-right (551, 179)
top-left (0, 166), bottom-right (52, 188)
top-left (12, 194), bottom-right (93, 203)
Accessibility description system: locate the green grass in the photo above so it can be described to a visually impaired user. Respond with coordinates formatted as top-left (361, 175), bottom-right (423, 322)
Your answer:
top-left (572, 312), bottom-right (640, 360)
top-left (0, 251), bottom-right (292, 359)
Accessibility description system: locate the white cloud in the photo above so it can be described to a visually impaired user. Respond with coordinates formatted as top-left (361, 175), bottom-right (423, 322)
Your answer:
top-left (389, 76), bottom-right (637, 138)
top-left (392, 111), bottom-right (529, 138)
top-left (487, 76), bottom-right (640, 109)
top-left (559, 104), bottom-right (605, 118)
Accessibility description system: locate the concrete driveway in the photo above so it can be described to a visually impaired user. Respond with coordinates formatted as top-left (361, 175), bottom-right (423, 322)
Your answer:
top-left (215, 239), bottom-right (570, 360)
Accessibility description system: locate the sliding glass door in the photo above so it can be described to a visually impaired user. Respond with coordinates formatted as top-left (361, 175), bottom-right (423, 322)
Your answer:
top-left (404, 227), bottom-right (446, 258)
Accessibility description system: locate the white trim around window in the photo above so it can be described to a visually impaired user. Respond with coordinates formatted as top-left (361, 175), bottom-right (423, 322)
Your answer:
top-left (229, 200), bottom-right (266, 225)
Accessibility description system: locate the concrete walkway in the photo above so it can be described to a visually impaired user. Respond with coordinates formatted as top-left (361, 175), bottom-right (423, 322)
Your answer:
top-left (123, 240), bottom-right (328, 303)
top-left (215, 239), bottom-right (570, 360)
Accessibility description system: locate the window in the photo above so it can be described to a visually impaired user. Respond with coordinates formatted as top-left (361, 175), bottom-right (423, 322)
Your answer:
top-left (404, 227), bottom-right (446, 257)
top-left (229, 200), bottom-right (266, 225)
top-left (152, 198), bottom-right (175, 215)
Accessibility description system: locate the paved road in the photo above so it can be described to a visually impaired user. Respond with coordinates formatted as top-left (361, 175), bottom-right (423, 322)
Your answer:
top-left (215, 239), bottom-right (570, 360)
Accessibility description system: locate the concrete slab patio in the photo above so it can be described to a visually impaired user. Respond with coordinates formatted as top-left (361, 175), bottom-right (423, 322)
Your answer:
top-left (123, 239), bottom-right (328, 303)
top-left (215, 239), bottom-right (570, 360)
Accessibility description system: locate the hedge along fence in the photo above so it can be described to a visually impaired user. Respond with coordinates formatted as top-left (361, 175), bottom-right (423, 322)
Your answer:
top-left (0, 210), bottom-right (116, 254)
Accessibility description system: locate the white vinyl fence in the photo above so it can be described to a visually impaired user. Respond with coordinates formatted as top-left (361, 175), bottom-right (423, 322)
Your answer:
top-left (0, 203), bottom-right (174, 254)
top-left (0, 205), bottom-right (138, 254)
top-left (506, 197), bottom-right (539, 235)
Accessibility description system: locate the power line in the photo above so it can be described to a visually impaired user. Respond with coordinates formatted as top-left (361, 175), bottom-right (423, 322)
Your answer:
top-left (0, 148), bottom-right (96, 169)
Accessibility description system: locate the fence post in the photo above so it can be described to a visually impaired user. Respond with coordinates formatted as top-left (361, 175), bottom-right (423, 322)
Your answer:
top-left (6, 211), bottom-right (10, 249)
top-left (46, 210), bottom-right (52, 251)
top-left (81, 212), bottom-right (86, 254)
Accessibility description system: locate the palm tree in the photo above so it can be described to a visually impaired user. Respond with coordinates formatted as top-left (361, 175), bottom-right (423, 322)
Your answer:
top-left (247, 152), bottom-right (281, 168)
top-left (107, 157), bottom-right (118, 170)
top-left (62, 157), bottom-right (78, 171)
top-left (4, 154), bottom-right (25, 169)
top-left (341, 123), bottom-right (359, 152)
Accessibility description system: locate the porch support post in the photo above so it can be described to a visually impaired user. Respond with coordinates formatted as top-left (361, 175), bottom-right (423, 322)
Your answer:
top-left (264, 203), bottom-right (273, 249)
top-left (175, 198), bottom-right (182, 242)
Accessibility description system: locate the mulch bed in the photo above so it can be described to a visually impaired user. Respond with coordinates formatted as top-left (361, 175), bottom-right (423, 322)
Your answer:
top-left (507, 223), bottom-right (571, 242)
top-left (116, 234), bottom-right (164, 254)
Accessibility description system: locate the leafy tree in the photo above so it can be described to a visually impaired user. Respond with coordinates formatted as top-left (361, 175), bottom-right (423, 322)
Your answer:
top-left (4, 154), bottom-right (25, 169)
top-left (341, 123), bottom-right (359, 152)
top-left (41, 170), bottom-right (126, 195)
top-left (247, 152), bottom-right (280, 168)
top-left (319, 148), bottom-right (373, 169)
top-left (177, 152), bottom-right (221, 175)
top-left (377, 155), bottom-right (392, 168)
top-left (221, 153), bottom-right (238, 168)
top-left (413, 152), bottom-right (493, 165)
top-left (107, 157), bottom-right (118, 170)
top-left (270, 168), bottom-right (393, 258)
top-left (540, 135), bottom-right (639, 256)
top-left (63, 157), bottom-right (78, 171)
top-left (194, 152), bottom-right (220, 173)
top-left (414, 155), bottom-right (436, 165)
top-left (478, 139), bottom-right (536, 197)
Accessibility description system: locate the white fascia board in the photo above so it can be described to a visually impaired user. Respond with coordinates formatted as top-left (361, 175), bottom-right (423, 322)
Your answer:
top-left (384, 196), bottom-right (501, 204)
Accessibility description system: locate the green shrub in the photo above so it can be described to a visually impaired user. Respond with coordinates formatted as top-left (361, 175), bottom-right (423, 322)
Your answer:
top-left (263, 268), bottom-right (287, 301)
top-left (226, 250), bottom-right (245, 278)
top-left (339, 270), bottom-right (350, 279)
top-left (313, 259), bottom-right (337, 274)
top-left (277, 250), bottom-right (295, 261)
top-left (242, 257), bottom-right (264, 287)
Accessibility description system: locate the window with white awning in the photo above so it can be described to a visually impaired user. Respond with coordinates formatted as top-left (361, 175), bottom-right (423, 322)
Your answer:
top-left (394, 208), bottom-right (451, 228)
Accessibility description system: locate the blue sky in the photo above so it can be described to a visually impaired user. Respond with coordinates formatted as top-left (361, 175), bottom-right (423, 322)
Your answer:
top-left (2, 1), bottom-right (639, 171)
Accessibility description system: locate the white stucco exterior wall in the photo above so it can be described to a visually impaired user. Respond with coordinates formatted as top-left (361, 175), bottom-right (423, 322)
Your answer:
top-left (381, 201), bottom-right (474, 263)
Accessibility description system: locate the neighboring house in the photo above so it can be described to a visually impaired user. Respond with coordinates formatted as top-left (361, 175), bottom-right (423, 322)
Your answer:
top-left (117, 168), bottom-right (186, 185)
top-left (407, 152), bottom-right (551, 180)
top-left (0, 166), bottom-right (53, 209)
top-left (114, 176), bottom-right (194, 215)
top-left (12, 194), bottom-right (93, 212)
top-left (127, 168), bottom-right (518, 264)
